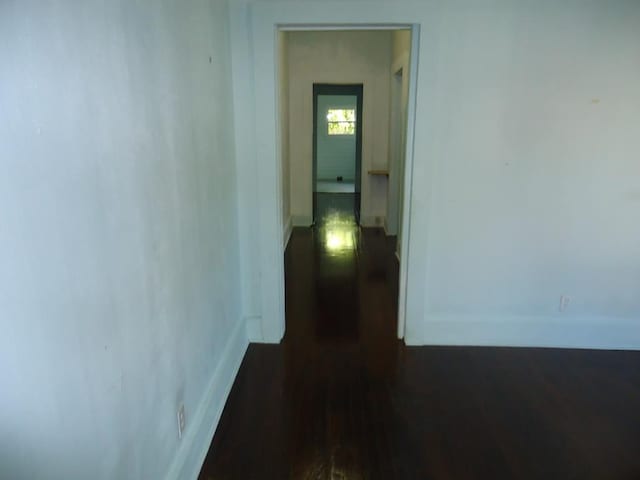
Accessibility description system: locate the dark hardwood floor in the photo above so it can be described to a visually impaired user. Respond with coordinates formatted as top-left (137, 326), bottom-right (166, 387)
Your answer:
top-left (199, 193), bottom-right (640, 480)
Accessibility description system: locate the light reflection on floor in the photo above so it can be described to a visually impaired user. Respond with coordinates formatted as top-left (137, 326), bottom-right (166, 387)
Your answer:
top-left (318, 210), bottom-right (358, 259)
top-left (322, 211), bottom-right (356, 253)
top-left (313, 193), bottom-right (361, 340)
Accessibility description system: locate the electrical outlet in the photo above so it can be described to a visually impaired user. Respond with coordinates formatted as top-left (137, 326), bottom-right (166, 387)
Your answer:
top-left (559, 295), bottom-right (571, 312)
top-left (177, 404), bottom-right (186, 439)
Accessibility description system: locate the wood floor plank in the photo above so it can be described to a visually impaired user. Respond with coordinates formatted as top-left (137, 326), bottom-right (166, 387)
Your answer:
top-left (199, 194), bottom-right (640, 480)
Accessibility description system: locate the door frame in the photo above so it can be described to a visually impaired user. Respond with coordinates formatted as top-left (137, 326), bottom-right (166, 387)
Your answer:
top-left (276, 24), bottom-right (420, 342)
top-left (312, 84), bottom-right (363, 224)
top-left (247, 11), bottom-right (422, 343)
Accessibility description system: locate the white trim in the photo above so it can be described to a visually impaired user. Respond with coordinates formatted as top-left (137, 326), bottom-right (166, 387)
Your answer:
top-left (283, 216), bottom-right (293, 249)
top-left (405, 314), bottom-right (640, 351)
top-left (230, 2), bottom-right (261, 329)
top-left (245, 13), bottom-right (287, 344)
top-left (279, 24), bottom-right (412, 32)
top-left (250, 2), bottom-right (424, 344)
top-left (163, 318), bottom-right (249, 480)
top-left (245, 315), bottom-right (263, 342)
top-left (396, 26), bottom-right (420, 341)
top-left (383, 217), bottom-right (390, 236)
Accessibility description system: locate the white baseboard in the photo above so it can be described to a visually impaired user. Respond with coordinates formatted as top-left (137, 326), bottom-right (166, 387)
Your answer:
top-left (283, 216), bottom-right (293, 250)
top-left (384, 219), bottom-right (398, 237)
top-left (404, 313), bottom-right (640, 350)
top-left (291, 214), bottom-right (312, 227)
top-left (164, 318), bottom-right (249, 480)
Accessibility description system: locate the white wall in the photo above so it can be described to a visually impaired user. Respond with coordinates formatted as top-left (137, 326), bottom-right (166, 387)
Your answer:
top-left (233, 0), bottom-right (640, 349)
top-left (418, 2), bottom-right (640, 348)
top-left (0, 1), bottom-right (247, 479)
top-left (288, 30), bottom-right (391, 226)
top-left (316, 95), bottom-right (357, 182)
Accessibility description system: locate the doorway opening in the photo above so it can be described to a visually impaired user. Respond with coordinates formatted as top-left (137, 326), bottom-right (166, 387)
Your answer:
top-left (312, 84), bottom-right (363, 225)
top-left (278, 27), bottom-right (416, 343)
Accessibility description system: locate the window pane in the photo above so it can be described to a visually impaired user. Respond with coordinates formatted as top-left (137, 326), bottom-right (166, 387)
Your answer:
top-left (327, 109), bottom-right (355, 122)
top-left (328, 122), bottom-right (355, 135)
top-left (327, 109), bottom-right (355, 135)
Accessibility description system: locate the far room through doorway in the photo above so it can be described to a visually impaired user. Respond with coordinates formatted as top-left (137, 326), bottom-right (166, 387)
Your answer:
top-left (278, 28), bottom-right (415, 342)
top-left (313, 83), bottom-right (363, 225)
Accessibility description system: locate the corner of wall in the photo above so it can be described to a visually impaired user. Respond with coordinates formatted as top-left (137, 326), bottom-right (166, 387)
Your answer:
top-left (163, 317), bottom-right (249, 480)
top-left (291, 215), bottom-right (313, 227)
top-left (283, 216), bottom-right (293, 250)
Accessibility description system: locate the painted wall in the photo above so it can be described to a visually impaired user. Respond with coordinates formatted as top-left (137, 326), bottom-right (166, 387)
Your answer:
top-left (316, 95), bottom-right (357, 182)
top-left (386, 30), bottom-right (411, 244)
top-left (0, 1), bottom-right (247, 479)
top-left (392, 29), bottom-right (411, 69)
top-left (279, 31), bottom-right (292, 246)
top-left (233, 0), bottom-right (640, 349)
top-left (287, 30), bottom-right (392, 226)
top-left (417, 3), bottom-right (640, 348)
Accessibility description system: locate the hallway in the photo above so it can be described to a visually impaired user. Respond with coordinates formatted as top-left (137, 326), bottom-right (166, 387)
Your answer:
top-left (198, 195), bottom-right (640, 479)
top-left (200, 193), bottom-right (403, 478)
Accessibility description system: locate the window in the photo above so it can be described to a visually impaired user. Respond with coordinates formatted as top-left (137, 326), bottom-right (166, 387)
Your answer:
top-left (327, 109), bottom-right (355, 135)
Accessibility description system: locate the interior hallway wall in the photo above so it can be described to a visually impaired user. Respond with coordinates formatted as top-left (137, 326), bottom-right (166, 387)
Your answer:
top-left (418, 4), bottom-right (640, 347)
top-left (386, 30), bottom-right (411, 244)
top-left (0, 1), bottom-right (246, 478)
top-left (287, 30), bottom-right (392, 226)
top-left (279, 31), bottom-right (292, 246)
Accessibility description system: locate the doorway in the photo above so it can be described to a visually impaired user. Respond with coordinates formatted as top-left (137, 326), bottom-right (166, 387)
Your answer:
top-left (312, 84), bottom-right (363, 225)
top-left (257, 25), bottom-right (419, 344)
